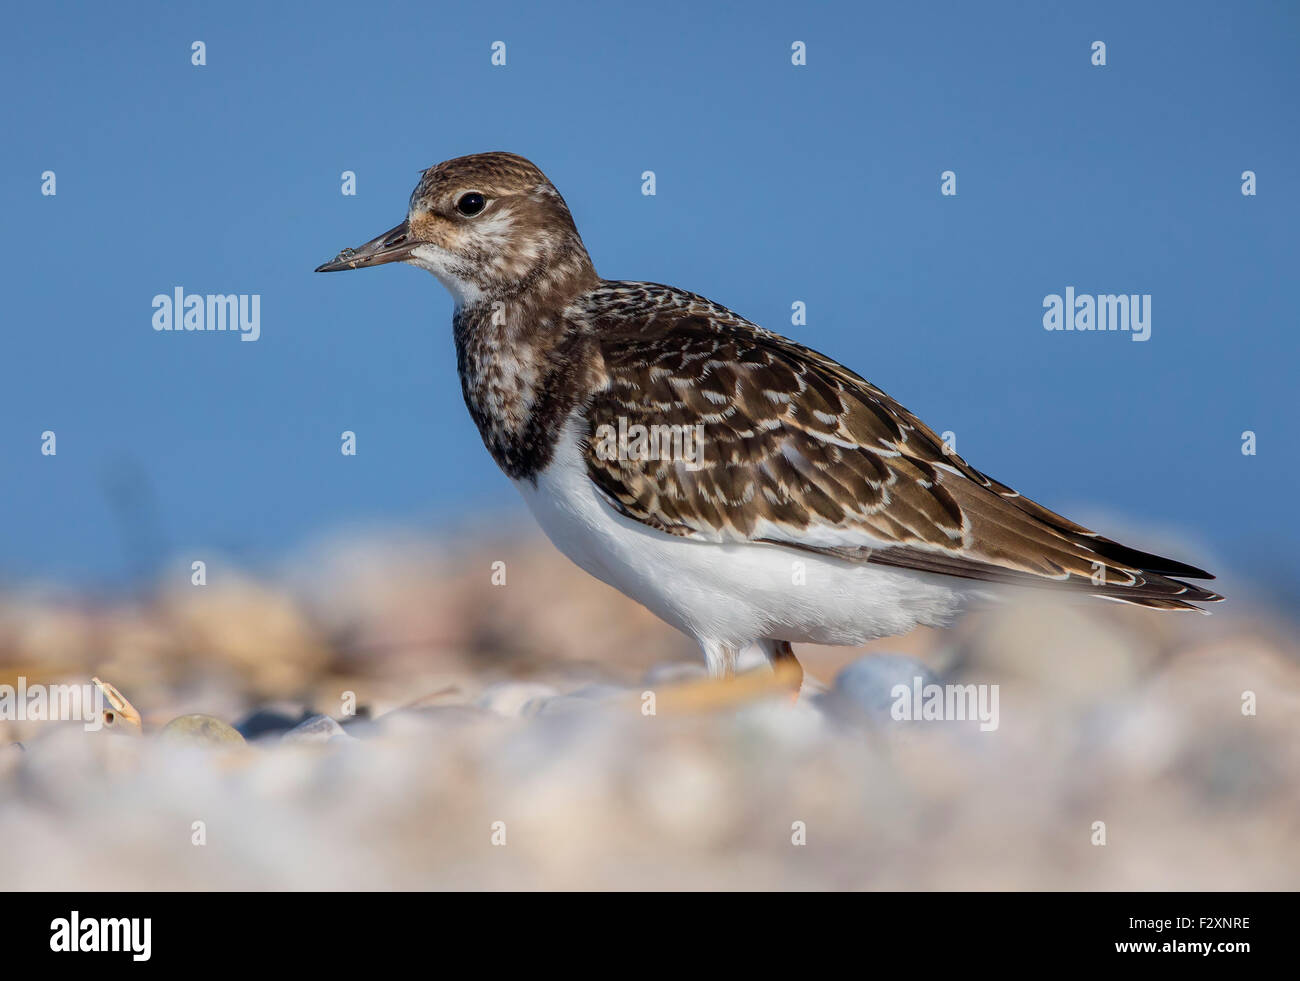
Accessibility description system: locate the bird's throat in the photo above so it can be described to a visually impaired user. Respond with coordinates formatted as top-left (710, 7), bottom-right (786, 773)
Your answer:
top-left (451, 280), bottom-right (601, 482)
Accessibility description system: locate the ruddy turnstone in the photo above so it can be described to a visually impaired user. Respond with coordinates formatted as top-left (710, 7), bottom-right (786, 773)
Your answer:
top-left (317, 152), bottom-right (1221, 687)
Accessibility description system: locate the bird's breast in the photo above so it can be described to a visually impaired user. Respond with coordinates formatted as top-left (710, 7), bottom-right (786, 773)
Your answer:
top-left (452, 306), bottom-right (599, 481)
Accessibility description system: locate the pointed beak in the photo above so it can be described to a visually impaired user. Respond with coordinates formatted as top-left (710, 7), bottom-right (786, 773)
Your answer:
top-left (315, 218), bottom-right (415, 272)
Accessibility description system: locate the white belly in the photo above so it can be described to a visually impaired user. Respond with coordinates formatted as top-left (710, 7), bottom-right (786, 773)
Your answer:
top-left (514, 418), bottom-right (972, 651)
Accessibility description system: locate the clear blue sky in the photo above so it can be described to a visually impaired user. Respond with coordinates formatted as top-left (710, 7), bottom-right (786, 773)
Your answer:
top-left (2, 0), bottom-right (1296, 605)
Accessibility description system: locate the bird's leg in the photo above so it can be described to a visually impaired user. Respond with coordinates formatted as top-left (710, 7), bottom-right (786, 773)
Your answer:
top-left (641, 639), bottom-right (806, 714)
top-left (764, 640), bottom-right (804, 701)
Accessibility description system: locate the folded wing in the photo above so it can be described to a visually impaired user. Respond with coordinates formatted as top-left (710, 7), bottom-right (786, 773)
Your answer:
top-left (579, 283), bottom-right (1221, 612)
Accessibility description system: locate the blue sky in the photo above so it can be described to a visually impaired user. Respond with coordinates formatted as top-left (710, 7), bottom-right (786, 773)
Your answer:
top-left (1, 0), bottom-right (1296, 604)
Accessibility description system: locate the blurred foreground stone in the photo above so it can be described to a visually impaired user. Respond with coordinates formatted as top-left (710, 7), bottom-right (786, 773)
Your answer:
top-left (0, 530), bottom-right (1295, 889)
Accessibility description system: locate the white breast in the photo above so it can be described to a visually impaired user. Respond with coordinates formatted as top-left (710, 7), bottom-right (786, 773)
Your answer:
top-left (514, 416), bottom-right (974, 655)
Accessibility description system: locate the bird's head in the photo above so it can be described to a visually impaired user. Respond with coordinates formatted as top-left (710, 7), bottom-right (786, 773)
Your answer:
top-left (315, 152), bottom-right (594, 307)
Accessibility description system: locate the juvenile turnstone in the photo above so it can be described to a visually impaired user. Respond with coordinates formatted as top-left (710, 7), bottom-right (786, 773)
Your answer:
top-left (317, 152), bottom-right (1221, 687)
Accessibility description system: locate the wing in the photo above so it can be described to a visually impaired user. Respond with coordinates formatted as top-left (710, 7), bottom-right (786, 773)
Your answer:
top-left (578, 283), bottom-right (1221, 611)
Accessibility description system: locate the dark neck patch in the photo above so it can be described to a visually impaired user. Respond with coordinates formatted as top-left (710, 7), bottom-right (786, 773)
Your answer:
top-left (452, 304), bottom-right (598, 481)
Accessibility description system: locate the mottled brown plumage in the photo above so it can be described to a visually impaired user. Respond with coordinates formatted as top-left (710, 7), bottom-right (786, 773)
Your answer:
top-left (576, 283), bottom-right (1221, 611)
top-left (318, 150), bottom-right (1222, 645)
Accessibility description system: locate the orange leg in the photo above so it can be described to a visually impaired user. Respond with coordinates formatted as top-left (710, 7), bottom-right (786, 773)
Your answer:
top-left (768, 640), bottom-right (804, 702)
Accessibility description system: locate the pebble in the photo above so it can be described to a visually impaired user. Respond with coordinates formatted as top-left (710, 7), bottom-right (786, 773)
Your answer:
top-left (525, 683), bottom-right (628, 718)
top-left (821, 653), bottom-right (940, 729)
top-left (475, 681), bottom-right (559, 717)
top-left (281, 714), bottom-right (353, 744)
top-left (159, 714), bottom-right (246, 747)
top-left (642, 662), bottom-right (707, 685)
top-left (236, 705), bottom-right (313, 741)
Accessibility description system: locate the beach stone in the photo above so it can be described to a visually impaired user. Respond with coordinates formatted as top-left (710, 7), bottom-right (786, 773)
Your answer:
top-left (281, 714), bottom-right (353, 744)
top-left (567, 683), bottom-right (630, 701)
top-left (475, 681), bottom-right (559, 717)
top-left (822, 654), bottom-right (940, 729)
top-left (369, 705), bottom-right (499, 741)
top-left (642, 662), bottom-right (708, 685)
top-left (526, 683), bottom-right (628, 717)
top-left (405, 705), bottom-right (495, 727)
top-left (160, 714), bottom-right (246, 747)
top-left (235, 705), bottom-right (313, 741)
top-left (337, 715), bottom-right (383, 739)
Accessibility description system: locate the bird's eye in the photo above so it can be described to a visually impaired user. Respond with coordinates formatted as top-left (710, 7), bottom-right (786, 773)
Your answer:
top-left (456, 192), bottom-right (487, 217)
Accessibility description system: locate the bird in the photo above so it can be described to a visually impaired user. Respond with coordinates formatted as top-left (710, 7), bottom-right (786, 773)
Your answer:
top-left (316, 151), bottom-right (1221, 690)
